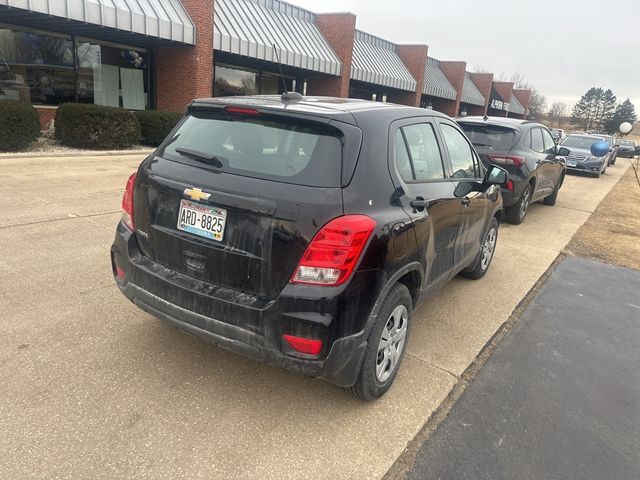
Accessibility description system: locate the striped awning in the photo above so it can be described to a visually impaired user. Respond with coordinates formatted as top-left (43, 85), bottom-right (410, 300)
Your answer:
top-left (509, 95), bottom-right (525, 115)
top-left (350, 30), bottom-right (416, 91)
top-left (461, 72), bottom-right (485, 106)
top-left (214, 0), bottom-right (341, 76)
top-left (424, 57), bottom-right (456, 100)
top-left (0, 0), bottom-right (195, 45)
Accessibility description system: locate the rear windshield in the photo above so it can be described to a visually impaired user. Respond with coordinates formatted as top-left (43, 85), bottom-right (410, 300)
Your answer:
top-left (561, 136), bottom-right (601, 149)
top-left (158, 109), bottom-right (344, 187)
top-left (458, 123), bottom-right (517, 150)
top-left (595, 135), bottom-right (614, 145)
top-left (621, 140), bottom-right (635, 146)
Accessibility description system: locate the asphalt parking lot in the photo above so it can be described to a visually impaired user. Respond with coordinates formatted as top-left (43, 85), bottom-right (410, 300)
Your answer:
top-left (0, 154), bottom-right (630, 479)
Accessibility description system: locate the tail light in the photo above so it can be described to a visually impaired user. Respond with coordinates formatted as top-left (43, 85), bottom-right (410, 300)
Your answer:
top-left (487, 154), bottom-right (525, 167)
top-left (283, 335), bottom-right (323, 356)
top-left (290, 215), bottom-right (377, 286)
top-left (121, 172), bottom-right (137, 230)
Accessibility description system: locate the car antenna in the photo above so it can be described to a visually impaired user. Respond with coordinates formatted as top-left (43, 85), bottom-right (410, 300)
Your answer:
top-left (483, 114), bottom-right (489, 121)
top-left (273, 44), bottom-right (303, 102)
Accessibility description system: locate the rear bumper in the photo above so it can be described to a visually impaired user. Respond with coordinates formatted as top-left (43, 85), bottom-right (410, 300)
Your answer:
top-left (111, 222), bottom-right (381, 388)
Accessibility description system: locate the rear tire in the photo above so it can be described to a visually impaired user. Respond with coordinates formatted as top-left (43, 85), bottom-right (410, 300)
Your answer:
top-left (461, 217), bottom-right (499, 280)
top-left (543, 174), bottom-right (564, 206)
top-left (504, 183), bottom-right (532, 225)
top-left (348, 283), bottom-right (412, 401)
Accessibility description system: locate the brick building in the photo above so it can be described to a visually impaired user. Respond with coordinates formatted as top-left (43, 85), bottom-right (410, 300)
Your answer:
top-left (0, 0), bottom-right (532, 128)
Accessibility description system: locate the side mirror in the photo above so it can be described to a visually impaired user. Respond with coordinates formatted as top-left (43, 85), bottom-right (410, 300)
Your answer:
top-left (556, 146), bottom-right (571, 157)
top-left (591, 140), bottom-right (610, 158)
top-left (485, 165), bottom-right (508, 185)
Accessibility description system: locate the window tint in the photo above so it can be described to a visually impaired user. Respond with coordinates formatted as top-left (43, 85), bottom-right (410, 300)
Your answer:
top-left (440, 124), bottom-right (479, 179)
top-left (160, 111), bottom-right (343, 187)
top-left (541, 128), bottom-right (556, 154)
top-left (530, 128), bottom-right (544, 153)
top-left (396, 123), bottom-right (446, 181)
top-left (458, 123), bottom-right (518, 150)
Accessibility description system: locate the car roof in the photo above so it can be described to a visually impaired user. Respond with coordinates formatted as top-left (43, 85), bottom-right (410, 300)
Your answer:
top-left (565, 133), bottom-right (602, 141)
top-left (190, 95), bottom-right (449, 126)
top-left (456, 116), bottom-right (543, 129)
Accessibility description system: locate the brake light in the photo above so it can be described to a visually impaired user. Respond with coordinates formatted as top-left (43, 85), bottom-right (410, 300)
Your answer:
top-left (487, 154), bottom-right (525, 167)
top-left (283, 335), bottom-right (323, 356)
top-left (224, 106), bottom-right (260, 116)
top-left (290, 215), bottom-right (377, 286)
top-left (121, 172), bottom-right (137, 230)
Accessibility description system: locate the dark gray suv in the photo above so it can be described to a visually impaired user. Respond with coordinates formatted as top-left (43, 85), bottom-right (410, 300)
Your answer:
top-left (457, 117), bottom-right (568, 225)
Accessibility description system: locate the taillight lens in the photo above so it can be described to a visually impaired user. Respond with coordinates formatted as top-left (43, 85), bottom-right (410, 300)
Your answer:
top-left (290, 215), bottom-right (377, 286)
top-left (487, 154), bottom-right (525, 167)
top-left (121, 172), bottom-right (137, 230)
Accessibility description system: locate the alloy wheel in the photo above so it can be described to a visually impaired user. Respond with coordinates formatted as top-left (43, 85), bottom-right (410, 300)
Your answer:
top-left (519, 185), bottom-right (531, 221)
top-left (480, 227), bottom-right (497, 271)
top-left (375, 305), bottom-right (408, 383)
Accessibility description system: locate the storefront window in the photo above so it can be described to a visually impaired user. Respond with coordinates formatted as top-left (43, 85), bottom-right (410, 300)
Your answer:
top-left (349, 85), bottom-right (388, 102)
top-left (0, 24), bottom-right (149, 109)
top-left (214, 64), bottom-right (296, 97)
top-left (76, 38), bottom-right (149, 109)
top-left (214, 65), bottom-right (258, 97)
top-left (0, 27), bottom-right (74, 104)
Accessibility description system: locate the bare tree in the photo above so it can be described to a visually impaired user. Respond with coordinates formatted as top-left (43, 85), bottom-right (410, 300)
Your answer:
top-left (509, 72), bottom-right (531, 89)
top-left (527, 91), bottom-right (547, 120)
top-left (549, 102), bottom-right (567, 122)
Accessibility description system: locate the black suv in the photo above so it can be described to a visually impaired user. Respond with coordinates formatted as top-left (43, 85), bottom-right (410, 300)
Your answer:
top-left (457, 117), bottom-right (568, 224)
top-left (111, 96), bottom-right (506, 400)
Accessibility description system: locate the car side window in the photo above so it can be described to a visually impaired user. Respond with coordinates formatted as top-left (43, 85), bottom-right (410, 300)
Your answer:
top-left (530, 128), bottom-right (544, 153)
top-left (395, 130), bottom-right (414, 182)
top-left (440, 123), bottom-right (479, 179)
top-left (541, 128), bottom-right (556, 154)
top-left (397, 123), bottom-right (446, 182)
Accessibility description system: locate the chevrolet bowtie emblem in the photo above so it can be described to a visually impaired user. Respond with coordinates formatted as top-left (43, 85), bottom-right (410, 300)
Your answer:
top-left (183, 187), bottom-right (211, 202)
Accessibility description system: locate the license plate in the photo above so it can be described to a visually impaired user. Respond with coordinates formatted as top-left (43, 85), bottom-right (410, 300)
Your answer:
top-left (177, 199), bottom-right (227, 242)
top-left (567, 161), bottom-right (577, 167)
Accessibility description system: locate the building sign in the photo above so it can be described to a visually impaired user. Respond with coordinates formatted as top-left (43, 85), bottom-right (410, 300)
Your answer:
top-left (490, 98), bottom-right (510, 111)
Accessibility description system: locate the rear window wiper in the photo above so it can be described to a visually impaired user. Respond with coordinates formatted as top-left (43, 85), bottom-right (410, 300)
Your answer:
top-left (174, 147), bottom-right (223, 168)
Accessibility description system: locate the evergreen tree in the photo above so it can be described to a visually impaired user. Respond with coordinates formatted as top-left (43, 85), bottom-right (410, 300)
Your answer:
top-left (571, 87), bottom-right (617, 131)
top-left (604, 99), bottom-right (637, 135)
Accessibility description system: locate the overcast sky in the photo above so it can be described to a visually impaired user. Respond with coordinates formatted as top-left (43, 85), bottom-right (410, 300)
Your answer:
top-left (294, 0), bottom-right (639, 112)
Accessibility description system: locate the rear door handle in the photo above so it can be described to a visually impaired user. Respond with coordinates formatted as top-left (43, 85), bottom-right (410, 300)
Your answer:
top-left (410, 197), bottom-right (427, 211)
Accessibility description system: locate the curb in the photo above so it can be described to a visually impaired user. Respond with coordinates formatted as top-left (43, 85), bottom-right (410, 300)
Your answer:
top-left (0, 149), bottom-right (154, 160)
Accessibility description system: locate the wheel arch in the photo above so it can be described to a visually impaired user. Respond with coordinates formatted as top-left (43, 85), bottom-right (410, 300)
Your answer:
top-left (365, 262), bottom-right (424, 334)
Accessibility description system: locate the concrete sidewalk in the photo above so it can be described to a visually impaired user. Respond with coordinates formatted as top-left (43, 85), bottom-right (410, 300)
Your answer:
top-left (403, 256), bottom-right (640, 480)
top-left (0, 155), bottom-right (631, 479)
